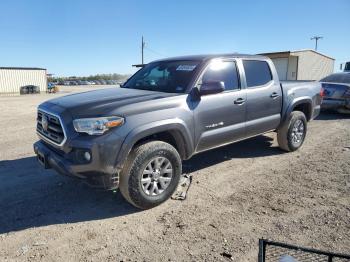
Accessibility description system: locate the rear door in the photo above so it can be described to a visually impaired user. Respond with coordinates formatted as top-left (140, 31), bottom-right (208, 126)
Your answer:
top-left (242, 60), bottom-right (282, 137)
top-left (193, 59), bottom-right (247, 152)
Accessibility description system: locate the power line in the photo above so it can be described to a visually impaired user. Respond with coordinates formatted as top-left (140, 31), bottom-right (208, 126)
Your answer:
top-left (144, 46), bottom-right (165, 57)
top-left (138, 36), bottom-right (166, 66)
top-left (310, 36), bottom-right (323, 51)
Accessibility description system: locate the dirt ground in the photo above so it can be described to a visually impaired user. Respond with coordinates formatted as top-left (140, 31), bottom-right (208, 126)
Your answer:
top-left (0, 87), bottom-right (349, 261)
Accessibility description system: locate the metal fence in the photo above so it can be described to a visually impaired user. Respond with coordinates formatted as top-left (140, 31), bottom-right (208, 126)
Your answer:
top-left (258, 239), bottom-right (350, 262)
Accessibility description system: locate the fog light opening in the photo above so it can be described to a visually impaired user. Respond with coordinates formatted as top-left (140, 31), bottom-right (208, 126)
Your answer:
top-left (84, 151), bottom-right (91, 162)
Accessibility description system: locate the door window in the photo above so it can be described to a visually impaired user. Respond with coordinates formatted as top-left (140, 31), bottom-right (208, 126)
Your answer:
top-left (199, 60), bottom-right (240, 91)
top-left (243, 60), bottom-right (272, 87)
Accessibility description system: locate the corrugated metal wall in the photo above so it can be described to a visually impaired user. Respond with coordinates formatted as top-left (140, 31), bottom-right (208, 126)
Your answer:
top-left (292, 51), bottom-right (334, 81)
top-left (0, 69), bottom-right (47, 94)
top-left (287, 56), bottom-right (298, 80)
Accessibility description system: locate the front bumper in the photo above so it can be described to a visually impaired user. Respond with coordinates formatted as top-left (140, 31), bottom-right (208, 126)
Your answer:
top-left (33, 139), bottom-right (121, 190)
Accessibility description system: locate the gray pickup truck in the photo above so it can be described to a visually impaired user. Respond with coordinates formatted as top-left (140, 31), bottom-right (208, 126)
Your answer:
top-left (34, 54), bottom-right (322, 209)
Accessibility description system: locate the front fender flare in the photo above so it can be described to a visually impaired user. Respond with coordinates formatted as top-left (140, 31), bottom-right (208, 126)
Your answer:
top-left (115, 119), bottom-right (194, 169)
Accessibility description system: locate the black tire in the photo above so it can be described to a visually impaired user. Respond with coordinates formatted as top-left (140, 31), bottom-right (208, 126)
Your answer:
top-left (119, 141), bottom-right (182, 209)
top-left (277, 111), bottom-right (307, 152)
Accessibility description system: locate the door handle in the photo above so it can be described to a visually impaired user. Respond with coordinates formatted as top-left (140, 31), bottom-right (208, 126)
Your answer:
top-left (234, 98), bottom-right (246, 105)
top-left (270, 92), bottom-right (279, 98)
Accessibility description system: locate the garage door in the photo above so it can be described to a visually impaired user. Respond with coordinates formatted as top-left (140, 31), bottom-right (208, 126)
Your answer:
top-left (272, 58), bottom-right (288, 81)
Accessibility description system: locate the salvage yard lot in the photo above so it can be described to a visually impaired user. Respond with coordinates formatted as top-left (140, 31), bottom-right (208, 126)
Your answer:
top-left (0, 86), bottom-right (349, 261)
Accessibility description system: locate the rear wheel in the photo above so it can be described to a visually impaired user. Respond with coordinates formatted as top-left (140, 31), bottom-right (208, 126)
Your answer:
top-left (277, 111), bottom-right (307, 152)
top-left (119, 141), bottom-right (182, 209)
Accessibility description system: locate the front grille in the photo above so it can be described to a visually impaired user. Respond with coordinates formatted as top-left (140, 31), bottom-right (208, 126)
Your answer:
top-left (37, 110), bottom-right (66, 146)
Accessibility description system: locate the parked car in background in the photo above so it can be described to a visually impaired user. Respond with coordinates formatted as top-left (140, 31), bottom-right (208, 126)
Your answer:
top-left (320, 72), bottom-right (350, 114)
top-left (20, 85), bottom-right (40, 94)
top-left (100, 79), bottom-right (107, 85)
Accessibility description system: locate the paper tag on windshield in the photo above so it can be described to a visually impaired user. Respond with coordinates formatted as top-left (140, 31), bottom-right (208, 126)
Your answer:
top-left (176, 65), bottom-right (197, 71)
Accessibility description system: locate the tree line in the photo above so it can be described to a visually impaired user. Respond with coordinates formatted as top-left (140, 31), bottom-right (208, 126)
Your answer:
top-left (48, 73), bottom-right (130, 82)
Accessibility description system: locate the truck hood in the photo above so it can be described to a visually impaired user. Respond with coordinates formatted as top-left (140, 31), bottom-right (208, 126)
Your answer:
top-left (43, 87), bottom-right (180, 117)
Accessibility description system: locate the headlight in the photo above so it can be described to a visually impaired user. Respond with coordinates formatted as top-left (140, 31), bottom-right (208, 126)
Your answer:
top-left (73, 116), bottom-right (124, 135)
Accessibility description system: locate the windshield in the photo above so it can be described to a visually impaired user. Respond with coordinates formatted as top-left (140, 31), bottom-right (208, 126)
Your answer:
top-left (320, 73), bottom-right (350, 84)
top-left (122, 60), bottom-right (200, 93)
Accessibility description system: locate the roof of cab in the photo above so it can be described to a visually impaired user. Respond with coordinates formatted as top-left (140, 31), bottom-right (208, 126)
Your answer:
top-left (153, 53), bottom-right (267, 62)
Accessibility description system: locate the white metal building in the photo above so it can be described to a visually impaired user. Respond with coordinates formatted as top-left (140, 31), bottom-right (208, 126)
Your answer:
top-left (0, 67), bottom-right (47, 94)
top-left (260, 50), bottom-right (334, 81)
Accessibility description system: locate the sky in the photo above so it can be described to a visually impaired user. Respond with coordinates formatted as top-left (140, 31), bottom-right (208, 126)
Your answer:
top-left (0, 0), bottom-right (349, 77)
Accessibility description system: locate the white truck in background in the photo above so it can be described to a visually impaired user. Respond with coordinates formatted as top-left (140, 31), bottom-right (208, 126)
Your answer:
top-left (340, 61), bottom-right (350, 72)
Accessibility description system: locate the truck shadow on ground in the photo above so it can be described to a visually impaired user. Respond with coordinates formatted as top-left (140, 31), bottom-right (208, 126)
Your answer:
top-left (0, 135), bottom-right (280, 234)
top-left (0, 157), bottom-right (140, 234)
top-left (183, 135), bottom-right (281, 173)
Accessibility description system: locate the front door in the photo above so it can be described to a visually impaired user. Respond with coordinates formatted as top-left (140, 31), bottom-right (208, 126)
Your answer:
top-left (192, 59), bottom-right (247, 152)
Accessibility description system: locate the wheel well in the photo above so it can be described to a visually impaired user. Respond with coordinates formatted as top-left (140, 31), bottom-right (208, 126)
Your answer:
top-left (293, 103), bottom-right (312, 121)
top-left (133, 130), bottom-right (187, 159)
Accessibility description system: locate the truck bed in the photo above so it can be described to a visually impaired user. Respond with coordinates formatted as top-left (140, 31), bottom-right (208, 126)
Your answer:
top-left (280, 80), bottom-right (322, 121)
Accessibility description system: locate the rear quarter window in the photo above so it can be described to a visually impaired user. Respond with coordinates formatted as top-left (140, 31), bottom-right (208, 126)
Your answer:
top-left (243, 60), bottom-right (272, 87)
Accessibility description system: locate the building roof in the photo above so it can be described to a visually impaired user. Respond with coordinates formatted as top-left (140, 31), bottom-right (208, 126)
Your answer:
top-left (0, 67), bottom-right (46, 70)
top-left (259, 49), bottom-right (335, 60)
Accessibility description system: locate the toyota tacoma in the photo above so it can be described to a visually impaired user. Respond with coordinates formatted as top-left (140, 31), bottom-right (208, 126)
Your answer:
top-left (34, 54), bottom-right (322, 209)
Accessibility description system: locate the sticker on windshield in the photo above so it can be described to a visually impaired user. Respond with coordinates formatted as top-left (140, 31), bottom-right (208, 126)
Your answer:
top-left (176, 65), bottom-right (197, 71)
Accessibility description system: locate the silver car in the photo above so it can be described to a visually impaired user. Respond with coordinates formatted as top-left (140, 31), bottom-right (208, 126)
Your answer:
top-left (320, 72), bottom-right (350, 113)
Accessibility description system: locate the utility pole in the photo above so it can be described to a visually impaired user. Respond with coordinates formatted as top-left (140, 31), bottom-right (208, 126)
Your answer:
top-left (141, 36), bottom-right (145, 64)
top-left (310, 36), bottom-right (323, 51)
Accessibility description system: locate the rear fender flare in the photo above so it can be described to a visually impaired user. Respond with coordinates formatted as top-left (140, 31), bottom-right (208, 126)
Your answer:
top-left (280, 96), bottom-right (312, 127)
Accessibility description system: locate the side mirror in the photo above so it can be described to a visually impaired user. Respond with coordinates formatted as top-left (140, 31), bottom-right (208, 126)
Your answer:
top-left (199, 81), bottom-right (225, 95)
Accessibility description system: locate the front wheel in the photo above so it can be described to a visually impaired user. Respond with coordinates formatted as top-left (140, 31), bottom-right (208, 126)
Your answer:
top-left (277, 111), bottom-right (307, 152)
top-left (119, 141), bottom-right (182, 209)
